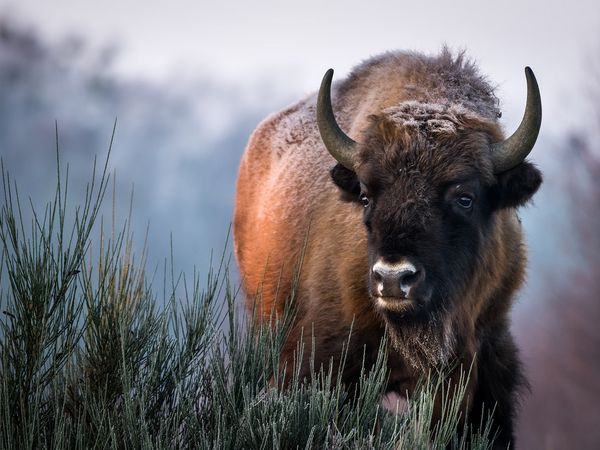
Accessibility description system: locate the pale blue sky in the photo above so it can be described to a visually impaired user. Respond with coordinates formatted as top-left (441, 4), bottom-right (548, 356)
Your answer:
top-left (4, 0), bottom-right (600, 141)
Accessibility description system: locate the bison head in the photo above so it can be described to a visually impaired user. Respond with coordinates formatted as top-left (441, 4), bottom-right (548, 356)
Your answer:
top-left (317, 68), bottom-right (542, 367)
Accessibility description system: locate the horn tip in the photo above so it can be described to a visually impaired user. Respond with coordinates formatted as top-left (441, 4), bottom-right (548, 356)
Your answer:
top-left (320, 69), bottom-right (335, 96)
top-left (524, 66), bottom-right (535, 79)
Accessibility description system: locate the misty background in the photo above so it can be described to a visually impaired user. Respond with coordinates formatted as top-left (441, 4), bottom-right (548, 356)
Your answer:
top-left (1, 1), bottom-right (599, 447)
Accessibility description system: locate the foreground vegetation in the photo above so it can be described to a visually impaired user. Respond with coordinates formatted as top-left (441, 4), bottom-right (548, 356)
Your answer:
top-left (0, 146), bottom-right (495, 449)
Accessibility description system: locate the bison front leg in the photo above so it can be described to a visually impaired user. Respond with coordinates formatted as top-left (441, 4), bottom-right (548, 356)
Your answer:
top-left (468, 329), bottom-right (525, 449)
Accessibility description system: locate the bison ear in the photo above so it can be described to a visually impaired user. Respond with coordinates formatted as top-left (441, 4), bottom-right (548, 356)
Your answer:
top-left (491, 161), bottom-right (542, 210)
top-left (330, 163), bottom-right (361, 202)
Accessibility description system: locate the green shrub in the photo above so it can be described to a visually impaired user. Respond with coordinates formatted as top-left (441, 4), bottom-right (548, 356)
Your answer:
top-left (0, 138), bottom-right (494, 449)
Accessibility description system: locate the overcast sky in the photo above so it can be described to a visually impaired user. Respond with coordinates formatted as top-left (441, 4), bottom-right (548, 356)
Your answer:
top-left (4, 0), bottom-right (599, 143)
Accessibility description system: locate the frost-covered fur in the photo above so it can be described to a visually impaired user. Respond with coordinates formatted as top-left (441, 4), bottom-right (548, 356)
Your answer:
top-left (382, 101), bottom-right (495, 136)
top-left (336, 48), bottom-right (500, 135)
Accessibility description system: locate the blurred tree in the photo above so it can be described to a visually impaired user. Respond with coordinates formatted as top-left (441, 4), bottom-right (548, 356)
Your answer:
top-left (517, 60), bottom-right (600, 448)
top-left (0, 15), bottom-right (287, 279)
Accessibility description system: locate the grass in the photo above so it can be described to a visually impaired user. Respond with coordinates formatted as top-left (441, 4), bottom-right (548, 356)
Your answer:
top-left (0, 136), bottom-right (495, 449)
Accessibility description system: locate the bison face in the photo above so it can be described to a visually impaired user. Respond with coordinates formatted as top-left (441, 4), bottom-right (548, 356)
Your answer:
top-left (317, 68), bottom-right (542, 364)
top-left (330, 110), bottom-right (542, 343)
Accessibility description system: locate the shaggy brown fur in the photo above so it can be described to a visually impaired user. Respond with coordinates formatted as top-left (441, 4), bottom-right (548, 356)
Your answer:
top-left (233, 49), bottom-right (542, 448)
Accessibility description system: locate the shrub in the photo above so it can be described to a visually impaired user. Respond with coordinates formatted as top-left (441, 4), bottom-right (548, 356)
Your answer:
top-left (0, 137), bottom-right (494, 449)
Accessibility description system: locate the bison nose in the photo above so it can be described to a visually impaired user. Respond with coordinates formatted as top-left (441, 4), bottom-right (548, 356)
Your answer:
top-left (372, 259), bottom-right (423, 298)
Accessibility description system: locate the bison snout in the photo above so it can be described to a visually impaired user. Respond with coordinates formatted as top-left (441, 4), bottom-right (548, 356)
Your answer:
top-left (372, 259), bottom-right (424, 299)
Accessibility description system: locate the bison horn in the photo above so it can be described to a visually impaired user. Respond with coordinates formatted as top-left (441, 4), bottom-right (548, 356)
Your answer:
top-left (491, 67), bottom-right (542, 173)
top-left (317, 69), bottom-right (359, 171)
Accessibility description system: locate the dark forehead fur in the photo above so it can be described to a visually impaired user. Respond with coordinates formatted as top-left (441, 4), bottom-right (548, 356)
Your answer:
top-left (357, 106), bottom-right (502, 187)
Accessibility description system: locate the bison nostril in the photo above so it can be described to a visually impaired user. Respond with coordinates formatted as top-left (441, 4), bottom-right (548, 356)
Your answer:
top-left (372, 270), bottom-right (383, 283)
top-left (398, 269), bottom-right (422, 296)
top-left (399, 270), bottom-right (419, 288)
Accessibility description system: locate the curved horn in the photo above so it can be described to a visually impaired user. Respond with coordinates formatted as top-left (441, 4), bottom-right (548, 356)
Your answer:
top-left (317, 69), bottom-right (359, 170)
top-left (491, 67), bottom-right (542, 173)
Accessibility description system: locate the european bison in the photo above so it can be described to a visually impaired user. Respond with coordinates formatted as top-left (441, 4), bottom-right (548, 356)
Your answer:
top-left (233, 49), bottom-right (542, 447)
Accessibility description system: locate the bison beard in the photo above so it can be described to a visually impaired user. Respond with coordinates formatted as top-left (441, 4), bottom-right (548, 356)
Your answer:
top-left (386, 309), bottom-right (455, 371)
top-left (233, 48), bottom-right (542, 448)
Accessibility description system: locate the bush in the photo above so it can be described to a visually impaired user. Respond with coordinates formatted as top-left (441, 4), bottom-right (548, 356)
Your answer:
top-left (0, 138), bottom-right (494, 449)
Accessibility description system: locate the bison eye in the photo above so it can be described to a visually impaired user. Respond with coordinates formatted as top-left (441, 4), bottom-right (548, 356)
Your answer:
top-left (359, 193), bottom-right (370, 208)
top-left (457, 195), bottom-right (473, 209)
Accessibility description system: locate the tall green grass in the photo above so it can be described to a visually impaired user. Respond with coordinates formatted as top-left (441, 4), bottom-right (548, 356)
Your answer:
top-left (0, 139), bottom-right (495, 449)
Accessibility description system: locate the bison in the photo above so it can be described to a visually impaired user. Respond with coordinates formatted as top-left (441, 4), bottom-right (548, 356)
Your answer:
top-left (233, 49), bottom-right (542, 447)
